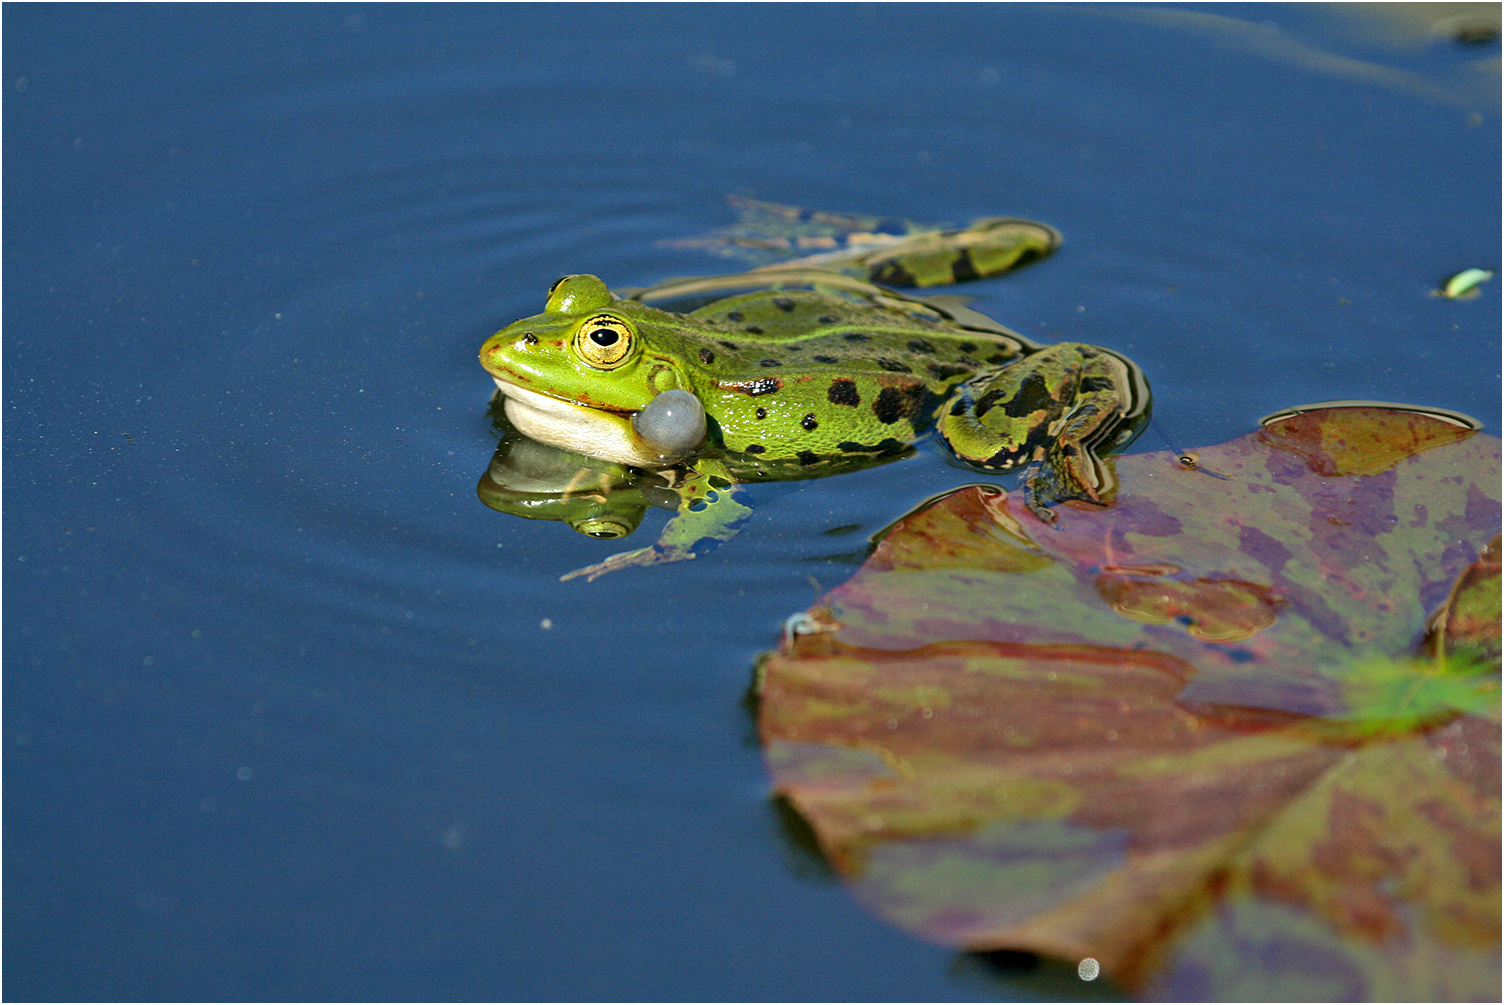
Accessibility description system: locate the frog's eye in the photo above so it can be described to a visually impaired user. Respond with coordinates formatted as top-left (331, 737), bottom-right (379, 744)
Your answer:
top-left (574, 315), bottom-right (633, 369)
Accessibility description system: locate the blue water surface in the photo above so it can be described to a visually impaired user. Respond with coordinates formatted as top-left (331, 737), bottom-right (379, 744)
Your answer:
top-left (6, 4), bottom-right (1498, 1001)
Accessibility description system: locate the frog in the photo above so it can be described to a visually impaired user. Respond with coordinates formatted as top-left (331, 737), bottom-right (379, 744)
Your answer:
top-left (479, 216), bottom-right (1151, 581)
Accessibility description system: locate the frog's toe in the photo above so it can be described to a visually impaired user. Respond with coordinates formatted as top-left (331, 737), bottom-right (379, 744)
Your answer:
top-left (1020, 444), bottom-right (1117, 524)
top-left (1052, 441), bottom-right (1109, 503)
top-left (1022, 480), bottom-right (1061, 526)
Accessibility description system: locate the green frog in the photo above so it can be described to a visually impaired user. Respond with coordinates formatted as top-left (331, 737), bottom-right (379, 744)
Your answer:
top-left (479, 217), bottom-right (1150, 580)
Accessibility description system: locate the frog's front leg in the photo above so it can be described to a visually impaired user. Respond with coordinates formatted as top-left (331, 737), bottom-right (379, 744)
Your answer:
top-left (938, 343), bottom-right (1150, 523)
top-left (559, 459), bottom-right (752, 582)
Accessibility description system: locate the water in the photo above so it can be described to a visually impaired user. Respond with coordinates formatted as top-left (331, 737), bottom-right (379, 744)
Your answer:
top-left (6, 4), bottom-right (1498, 1000)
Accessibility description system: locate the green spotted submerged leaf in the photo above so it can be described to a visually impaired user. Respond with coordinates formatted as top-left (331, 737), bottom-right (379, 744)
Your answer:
top-left (757, 406), bottom-right (1500, 999)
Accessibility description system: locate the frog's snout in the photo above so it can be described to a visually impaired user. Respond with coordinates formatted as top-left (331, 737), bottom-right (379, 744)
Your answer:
top-left (480, 328), bottom-right (541, 378)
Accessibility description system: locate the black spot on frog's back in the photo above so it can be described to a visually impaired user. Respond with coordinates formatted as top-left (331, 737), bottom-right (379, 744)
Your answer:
top-left (872, 387), bottom-right (906, 424)
top-left (772, 297), bottom-right (797, 313)
top-left (872, 384), bottom-right (933, 425)
top-left (828, 378), bottom-right (861, 406)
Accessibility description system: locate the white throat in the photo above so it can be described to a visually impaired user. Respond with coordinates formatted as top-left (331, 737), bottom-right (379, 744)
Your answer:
top-left (495, 379), bottom-right (670, 469)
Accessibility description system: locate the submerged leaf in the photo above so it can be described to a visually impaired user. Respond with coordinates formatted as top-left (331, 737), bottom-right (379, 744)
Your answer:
top-left (758, 406), bottom-right (1500, 999)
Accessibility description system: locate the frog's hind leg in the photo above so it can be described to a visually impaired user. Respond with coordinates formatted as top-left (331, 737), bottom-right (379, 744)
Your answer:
top-left (938, 343), bottom-right (1150, 523)
top-left (856, 217), bottom-right (1063, 288)
top-left (762, 217), bottom-right (1062, 289)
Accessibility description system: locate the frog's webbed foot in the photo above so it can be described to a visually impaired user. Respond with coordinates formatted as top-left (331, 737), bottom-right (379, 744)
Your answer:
top-left (1019, 437), bottom-right (1116, 526)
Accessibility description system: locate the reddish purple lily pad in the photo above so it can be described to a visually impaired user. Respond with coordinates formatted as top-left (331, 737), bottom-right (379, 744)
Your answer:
top-left (758, 406), bottom-right (1500, 999)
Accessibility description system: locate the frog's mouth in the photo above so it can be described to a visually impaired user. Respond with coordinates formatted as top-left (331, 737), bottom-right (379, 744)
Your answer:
top-left (492, 378), bottom-right (675, 469)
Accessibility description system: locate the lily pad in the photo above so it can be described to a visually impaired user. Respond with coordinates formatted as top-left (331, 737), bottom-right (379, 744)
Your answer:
top-left (757, 406), bottom-right (1500, 999)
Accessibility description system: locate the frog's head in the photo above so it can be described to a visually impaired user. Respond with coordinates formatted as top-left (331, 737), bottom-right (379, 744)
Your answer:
top-left (480, 275), bottom-right (706, 467)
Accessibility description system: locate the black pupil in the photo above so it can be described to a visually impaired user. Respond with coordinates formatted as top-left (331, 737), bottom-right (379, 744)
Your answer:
top-left (589, 328), bottom-right (619, 346)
